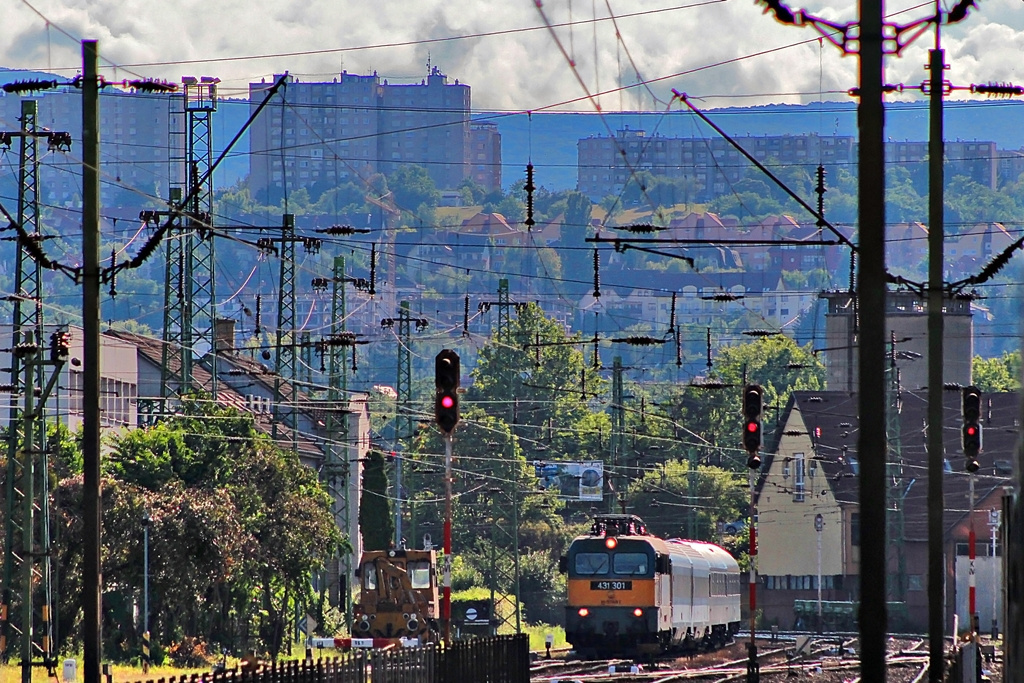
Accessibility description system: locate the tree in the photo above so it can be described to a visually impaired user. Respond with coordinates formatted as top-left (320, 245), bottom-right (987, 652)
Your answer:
top-left (360, 450), bottom-right (394, 551)
top-left (55, 400), bottom-right (338, 660)
top-left (972, 351), bottom-right (1021, 392)
top-left (388, 164), bottom-right (440, 213)
top-left (624, 460), bottom-right (746, 542)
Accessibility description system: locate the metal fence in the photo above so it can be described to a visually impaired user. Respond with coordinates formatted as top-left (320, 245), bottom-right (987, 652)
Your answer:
top-left (129, 635), bottom-right (529, 683)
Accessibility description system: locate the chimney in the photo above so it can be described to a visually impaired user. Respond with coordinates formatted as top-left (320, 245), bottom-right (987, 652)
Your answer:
top-left (214, 318), bottom-right (236, 353)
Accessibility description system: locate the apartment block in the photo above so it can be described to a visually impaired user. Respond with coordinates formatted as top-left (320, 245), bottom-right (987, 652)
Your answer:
top-left (249, 68), bottom-right (478, 203)
top-left (577, 129), bottom-right (1005, 201)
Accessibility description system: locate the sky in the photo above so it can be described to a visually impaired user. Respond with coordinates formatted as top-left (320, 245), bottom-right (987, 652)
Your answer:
top-left (3, 0), bottom-right (1024, 112)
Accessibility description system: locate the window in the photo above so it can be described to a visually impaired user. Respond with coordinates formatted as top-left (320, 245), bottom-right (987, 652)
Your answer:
top-left (612, 553), bottom-right (649, 576)
top-left (363, 564), bottom-right (377, 589)
top-left (574, 552), bottom-right (609, 575)
top-left (794, 452), bottom-right (806, 502)
top-left (851, 513), bottom-right (860, 546)
top-left (408, 560), bottom-right (431, 589)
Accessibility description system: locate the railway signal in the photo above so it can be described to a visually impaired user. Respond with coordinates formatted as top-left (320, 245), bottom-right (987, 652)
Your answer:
top-left (742, 384), bottom-right (763, 469)
top-left (962, 385), bottom-right (982, 473)
top-left (435, 349), bottom-right (460, 435)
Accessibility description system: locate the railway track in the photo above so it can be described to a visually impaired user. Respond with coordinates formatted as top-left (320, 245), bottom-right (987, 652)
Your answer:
top-left (530, 633), bottom-right (944, 682)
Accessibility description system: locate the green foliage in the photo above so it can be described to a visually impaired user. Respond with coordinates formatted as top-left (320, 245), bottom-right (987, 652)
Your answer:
top-left (54, 402), bottom-right (339, 662)
top-left (518, 551), bottom-right (565, 625)
top-left (972, 351), bottom-right (1021, 392)
top-left (624, 460), bottom-right (745, 541)
top-left (359, 450), bottom-right (394, 551)
top-left (388, 164), bottom-right (440, 212)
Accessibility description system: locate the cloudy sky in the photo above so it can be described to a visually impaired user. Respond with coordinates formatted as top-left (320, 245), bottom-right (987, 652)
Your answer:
top-left (2, 0), bottom-right (1024, 111)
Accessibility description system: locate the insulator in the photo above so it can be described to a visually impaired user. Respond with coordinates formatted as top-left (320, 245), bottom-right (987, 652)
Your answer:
top-left (124, 79), bottom-right (178, 93)
top-left (254, 294), bottom-right (263, 335)
top-left (0, 132), bottom-right (12, 148)
top-left (971, 83), bottom-right (1024, 98)
top-left (47, 132), bottom-right (72, 152)
top-left (593, 249), bottom-right (600, 299)
top-left (2, 80), bottom-right (59, 94)
top-left (669, 292), bottom-right (677, 334)
top-left (815, 165), bottom-right (827, 227)
top-left (311, 277), bottom-right (329, 291)
top-left (624, 223), bottom-right (659, 233)
top-left (369, 244), bottom-right (377, 296)
top-left (109, 248), bottom-right (118, 298)
top-left (463, 295), bottom-right (470, 336)
top-left (524, 163), bottom-right (536, 230)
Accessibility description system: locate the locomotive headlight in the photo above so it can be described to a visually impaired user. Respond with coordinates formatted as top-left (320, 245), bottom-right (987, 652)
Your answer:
top-left (633, 608), bottom-right (643, 618)
top-left (578, 608), bottom-right (590, 617)
top-left (605, 537), bottom-right (618, 549)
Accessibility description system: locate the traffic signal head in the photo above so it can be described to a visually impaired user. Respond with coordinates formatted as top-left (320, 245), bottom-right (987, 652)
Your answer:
top-left (50, 329), bottom-right (71, 363)
top-left (742, 384), bottom-right (763, 456)
top-left (961, 386), bottom-right (982, 465)
top-left (435, 349), bottom-right (460, 434)
top-left (746, 453), bottom-right (762, 470)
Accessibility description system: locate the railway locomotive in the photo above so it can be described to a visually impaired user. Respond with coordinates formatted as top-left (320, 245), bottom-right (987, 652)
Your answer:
top-left (561, 514), bottom-right (741, 656)
top-left (353, 547), bottom-right (440, 642)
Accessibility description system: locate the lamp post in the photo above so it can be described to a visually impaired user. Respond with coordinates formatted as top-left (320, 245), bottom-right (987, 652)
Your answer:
top-left (141, 511), bottom-right (151, 672)
top-left (815, 513), bottom-right (824, 634)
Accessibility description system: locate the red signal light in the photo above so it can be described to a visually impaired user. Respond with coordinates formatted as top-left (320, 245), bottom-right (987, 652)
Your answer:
top-left (441, 395), bottom-right (454, 409)
top-left (966, 426), bottom-right (977, 436)
top-left (746, 422), bottom-right (758, 433)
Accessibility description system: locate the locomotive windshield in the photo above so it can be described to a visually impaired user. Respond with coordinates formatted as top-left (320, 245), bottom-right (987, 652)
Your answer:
top-left (612, 552), bottom-right (649, 575)
top-left (408, 560), bottom-right (432, 588)
top-left (575, 552), bottom-right (610, 575)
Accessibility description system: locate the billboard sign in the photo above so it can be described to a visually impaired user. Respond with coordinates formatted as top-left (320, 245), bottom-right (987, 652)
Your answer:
top-left (533, 460), bottom-right (604, 501)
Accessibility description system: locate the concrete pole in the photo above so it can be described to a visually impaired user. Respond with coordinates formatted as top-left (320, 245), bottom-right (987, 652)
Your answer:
top-left (857, 0), bottom-right (889, 677)
top-left (81, 39), bottom-right (103, 683)
top-left (926, 44), bottom-right (947, 683)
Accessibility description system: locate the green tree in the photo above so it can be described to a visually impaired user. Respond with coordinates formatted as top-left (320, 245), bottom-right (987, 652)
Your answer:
top-left (972, 351), bottom-right (1021, 392)
top-left (624, 460), bottom-right (746, 542)
top-left (388, 164), bottom-right (440, 213)
top-left (360, 450), bottom-right (394, 551)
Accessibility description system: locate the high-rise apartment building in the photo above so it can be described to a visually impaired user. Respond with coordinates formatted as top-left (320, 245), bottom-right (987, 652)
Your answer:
top-left (248, 68), bottom-right (480, 203)
top-left (577, 129), bottom-right (1003, 202)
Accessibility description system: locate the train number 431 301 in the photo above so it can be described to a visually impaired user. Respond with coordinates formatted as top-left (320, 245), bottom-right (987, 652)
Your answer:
top-left (591, 580), bottom-right (632, 590)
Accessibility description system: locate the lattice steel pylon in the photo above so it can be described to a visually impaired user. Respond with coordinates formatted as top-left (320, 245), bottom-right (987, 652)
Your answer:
top-left (322, 256), bottom-right (352, 620)
top-left (484, 279), bottom-right (521, 633)
top-left (381, 301), bottom-right (427, 546)
top-left (161, 78), bottom-right (218, 400)
top-left (0, 99), bottom-right (66, 682)
top-left (886, 333), bottom-right (907, 603)
top-left (273, 214), bottom-right (297, 449)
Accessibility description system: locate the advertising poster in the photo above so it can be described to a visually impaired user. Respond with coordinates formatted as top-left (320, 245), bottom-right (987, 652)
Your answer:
top-left (533, 460), bottom-right (604, 501)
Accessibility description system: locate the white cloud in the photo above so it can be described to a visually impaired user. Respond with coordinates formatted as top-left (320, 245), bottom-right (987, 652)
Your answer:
top-left (2, 0), bottom-right (1022, 110)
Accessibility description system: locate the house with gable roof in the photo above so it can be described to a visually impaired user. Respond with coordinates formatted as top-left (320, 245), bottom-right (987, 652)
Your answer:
top-left (755, 389), bottom-right (1015, 633)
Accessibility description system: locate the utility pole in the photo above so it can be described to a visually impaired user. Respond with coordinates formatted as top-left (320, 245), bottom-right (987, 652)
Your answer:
top-left (886, 333), bottom-right (906, 604)
top-left (81, 39), bottom-right (103, 683)
top-left (0, 99), bottom-right (68, 677)
top-left (478, 279), bottom-right (522, 633)
top-left (611, 357), bottom-right (625, 513)
top-left (381, 301), bottom-right (427, 546)
top-left (0, 95), bottom-right (69, 677)
top-left (925, 38), bottom-right (946, 679)
top-left (273, 214), bottom-right (297, 449)
top-left (159, 77), bottom-right (218, 400)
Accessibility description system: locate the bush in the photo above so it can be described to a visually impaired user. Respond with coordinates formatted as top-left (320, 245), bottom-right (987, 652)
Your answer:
top-left (166, 637), bottom-right (217, 668)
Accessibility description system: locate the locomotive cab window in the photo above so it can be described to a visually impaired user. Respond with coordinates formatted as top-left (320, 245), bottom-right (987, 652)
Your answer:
top-left (408, 560), bottom-right (432, 588)
top-left (612, 552), bottom-right (650, 576)
top-left (574, 552), bottom-right (610, 575)
top-left (363, 563), bottom-right (377, 590)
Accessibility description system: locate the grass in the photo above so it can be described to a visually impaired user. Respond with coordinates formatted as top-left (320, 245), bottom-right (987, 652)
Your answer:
top-left (520, 624), bottom-right (567, 652)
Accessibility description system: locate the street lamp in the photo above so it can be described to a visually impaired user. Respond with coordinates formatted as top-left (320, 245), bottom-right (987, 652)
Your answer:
top-left (141, 511), bottom-right (151, 672)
